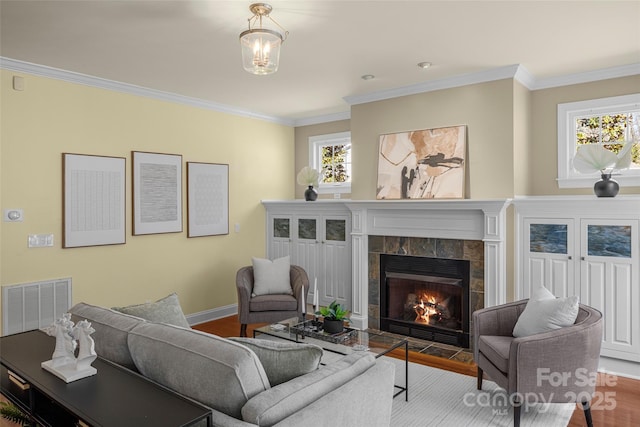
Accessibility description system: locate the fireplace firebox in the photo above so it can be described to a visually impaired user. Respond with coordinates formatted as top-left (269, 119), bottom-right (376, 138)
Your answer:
top-left (380, 254), bottom-right (470, 348)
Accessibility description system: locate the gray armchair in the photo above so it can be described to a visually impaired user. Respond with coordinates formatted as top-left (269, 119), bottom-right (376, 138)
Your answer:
top-left (236, 264), bottom-right (309, 337)
top-left (473, 300), bottom-right (603, 427)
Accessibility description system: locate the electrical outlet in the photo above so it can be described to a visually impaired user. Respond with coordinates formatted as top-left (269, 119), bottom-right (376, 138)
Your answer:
top-left (28, 234), bottom-right (54, 248)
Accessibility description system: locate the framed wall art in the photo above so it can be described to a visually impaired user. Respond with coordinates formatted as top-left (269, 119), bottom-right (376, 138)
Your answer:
top-left (187, 162), bottom-right (229, 237)
top-left (376, 125), bottom-right (466, 199)
top-left (132, 151), bottom-right (183, 235)
top-left (63, 153), bottom-right (126, 248)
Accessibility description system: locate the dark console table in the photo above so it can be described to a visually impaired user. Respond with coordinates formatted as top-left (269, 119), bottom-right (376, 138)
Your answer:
top-left (0, 330), bottom-right (211, 427)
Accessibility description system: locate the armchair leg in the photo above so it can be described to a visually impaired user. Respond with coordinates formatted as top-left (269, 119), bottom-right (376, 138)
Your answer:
top-left (240, 324), bottom-right (247, 337)
top-left (476, 367), bottom-right (483, 390)
top-left (513, 398), bottom-right (521, 427)
top-left (582, 401), bottom-right (593, 427)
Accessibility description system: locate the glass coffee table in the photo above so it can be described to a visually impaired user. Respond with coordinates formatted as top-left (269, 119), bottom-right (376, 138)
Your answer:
top-left (254, 317), bottom-right (408, 401)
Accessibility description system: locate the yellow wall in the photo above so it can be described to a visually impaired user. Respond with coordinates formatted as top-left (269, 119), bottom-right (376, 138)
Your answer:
top-left (0, 70), bottom-right (294, 329)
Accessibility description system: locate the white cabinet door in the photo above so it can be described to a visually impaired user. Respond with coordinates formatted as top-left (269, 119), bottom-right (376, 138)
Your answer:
top-left (293, 216), bottom-right (321, 291)
top-left (580, 219), bottom-right (640, 361)
top-left (268, 216), bottom-right (292, 259)
top-left (320, 217), bottom-right (351, 308)
top-left (264, 202), bottom-right (353, 312)
top-left (522, 218), bottom-right (575, 298)
top-left (515, 197), bottom-right (640, 364)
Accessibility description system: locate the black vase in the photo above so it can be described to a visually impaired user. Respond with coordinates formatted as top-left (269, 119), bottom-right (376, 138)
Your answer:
top-left (322, 319), bottom-right (344, 334)
top-left (593, 173), bottom-right (619, 197)
top-left (304, 185), bottom-right (318, 201)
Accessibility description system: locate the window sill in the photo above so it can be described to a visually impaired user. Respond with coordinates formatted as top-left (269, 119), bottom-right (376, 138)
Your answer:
top-left (317, 185), bottom-right (351, 194)
top-left (557, 175), bottom-right (640, 189)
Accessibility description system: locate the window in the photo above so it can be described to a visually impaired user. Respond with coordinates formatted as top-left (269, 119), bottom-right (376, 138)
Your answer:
top-left (309, 132), bottom-right (351, 194)
top-left (557, 93), bottom-right (640, 188)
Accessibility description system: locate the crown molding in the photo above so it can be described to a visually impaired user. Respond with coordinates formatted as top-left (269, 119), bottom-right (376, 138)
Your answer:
top-left (531, 63), bottom-right (640, 90)
top-left (343, 65), bottom-right (524, 106)
top-left (0, 57), bottom-right (295, 127)
top-left (2, 57), bottom-right (638, 127)
top-left (293, 111), bottom-right (351, 127)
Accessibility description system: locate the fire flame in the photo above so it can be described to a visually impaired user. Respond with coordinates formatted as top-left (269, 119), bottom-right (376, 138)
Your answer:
top-left (414, 295), bottom-right (438, 323)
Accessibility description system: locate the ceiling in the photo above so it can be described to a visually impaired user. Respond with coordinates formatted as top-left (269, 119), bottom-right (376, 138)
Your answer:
top-left (1, 1), bottom-right (639, 125)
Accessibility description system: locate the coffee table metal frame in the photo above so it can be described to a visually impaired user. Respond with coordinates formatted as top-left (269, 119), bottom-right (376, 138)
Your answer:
top-left (254, 318), bottom-right (408, 401)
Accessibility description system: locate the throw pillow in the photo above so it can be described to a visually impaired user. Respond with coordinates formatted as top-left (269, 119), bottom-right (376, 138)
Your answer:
top-left (251, 256), bottom-right (292, 296)
top-left (112, 292), bottom-right (190, 328)
top-left (228, 337), bottom-right (322, 386)
top-left (512, 286), bottom-right (579, 338)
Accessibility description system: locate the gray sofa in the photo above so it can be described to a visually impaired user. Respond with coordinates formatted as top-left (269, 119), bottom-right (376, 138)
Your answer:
top-left (69, 302), bottom-right (396, 427)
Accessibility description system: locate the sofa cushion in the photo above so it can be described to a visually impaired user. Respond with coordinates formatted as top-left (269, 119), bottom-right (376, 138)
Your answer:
top-left (112, 292), bottom-right (190, 328)
top-left (127, 322), bottom-right (270, 419)
top-left (228, 337), bottom-right (322, 386)
top-left (69, 302), bottom-right (145, 370)
top-left (251, 256), bottom-right (292, 296)
top-left (241, 352), bottom-right (375, 426)
top-left (513, 286), bottom-right (579, 337)
top-left (477, 335), bottom-right (513, 373)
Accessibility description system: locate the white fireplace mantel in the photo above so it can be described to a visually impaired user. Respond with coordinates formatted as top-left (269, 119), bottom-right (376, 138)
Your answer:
top-left (343, 199), bottom-right (512, 329)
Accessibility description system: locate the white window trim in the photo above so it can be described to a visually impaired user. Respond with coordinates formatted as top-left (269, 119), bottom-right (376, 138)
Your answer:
top-left (309, 131), bottom-right (351, 194)
top-left (557, 93), bottom-right (640, 189)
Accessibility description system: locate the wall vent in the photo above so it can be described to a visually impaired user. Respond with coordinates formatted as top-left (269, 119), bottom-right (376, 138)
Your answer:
top-left (2, 278), bottom-right (72, 336)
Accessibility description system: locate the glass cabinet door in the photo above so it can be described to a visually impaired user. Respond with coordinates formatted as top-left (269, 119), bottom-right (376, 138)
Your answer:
top-left (273, 218), bottom-right (290, 238)
top-left (298, 218), bottom-right (317, 240)
top-left (325, 219), bottom-right (346, 242)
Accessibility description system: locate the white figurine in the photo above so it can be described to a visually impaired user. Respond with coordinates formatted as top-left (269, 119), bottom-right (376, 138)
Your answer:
top-left (42, 313), bottom-right (76, 367)
top-left (41, 314), bottom-right (97, 383)
top-left (73, 320), bottom-right (97, 371)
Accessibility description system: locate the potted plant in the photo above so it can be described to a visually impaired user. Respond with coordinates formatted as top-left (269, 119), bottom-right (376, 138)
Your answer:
top-left (315, 300), bottom-right (350, 334)
top-left (0, 401), bottom-right (31, 426)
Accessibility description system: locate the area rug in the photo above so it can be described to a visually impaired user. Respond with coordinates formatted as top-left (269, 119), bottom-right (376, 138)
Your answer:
top-left (385, 357), bottom-right (575, 427)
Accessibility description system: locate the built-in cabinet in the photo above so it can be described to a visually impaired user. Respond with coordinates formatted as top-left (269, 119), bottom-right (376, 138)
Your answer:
top-left (515, 196), bottom-right (640, 362)
top-left (263, 201), bottom-right (352, 310)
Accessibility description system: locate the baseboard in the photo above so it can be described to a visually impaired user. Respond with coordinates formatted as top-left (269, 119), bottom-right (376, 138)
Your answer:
top-left (187, 304), bottom-right (237, 326)
top-left (599, 356), bottom-right (640, 380)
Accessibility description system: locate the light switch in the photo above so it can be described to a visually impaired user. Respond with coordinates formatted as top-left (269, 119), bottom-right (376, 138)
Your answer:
top-left (235, 223), bottom-right (241, 233)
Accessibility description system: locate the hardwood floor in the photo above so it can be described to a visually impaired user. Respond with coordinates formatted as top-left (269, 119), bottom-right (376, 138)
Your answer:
top-left (194, 316), bottom-right (640, 427)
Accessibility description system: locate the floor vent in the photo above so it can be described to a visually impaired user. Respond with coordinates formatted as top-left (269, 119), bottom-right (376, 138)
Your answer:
top-left (2, 278), bottom-right (72, 336)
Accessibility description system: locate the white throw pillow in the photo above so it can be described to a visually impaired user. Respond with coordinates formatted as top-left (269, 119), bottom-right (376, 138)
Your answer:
top-left (251, 256), bottom-right (292, 296)
top-left (512, 286), bottom-right (579, 338)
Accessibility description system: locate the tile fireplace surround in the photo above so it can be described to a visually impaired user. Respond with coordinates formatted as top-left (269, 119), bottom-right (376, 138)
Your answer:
top-left (344, 200), bottom-right (511, 332)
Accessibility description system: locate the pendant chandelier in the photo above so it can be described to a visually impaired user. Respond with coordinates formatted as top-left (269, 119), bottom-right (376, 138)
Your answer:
top-left (239, 3), bottom-right (288, 75)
